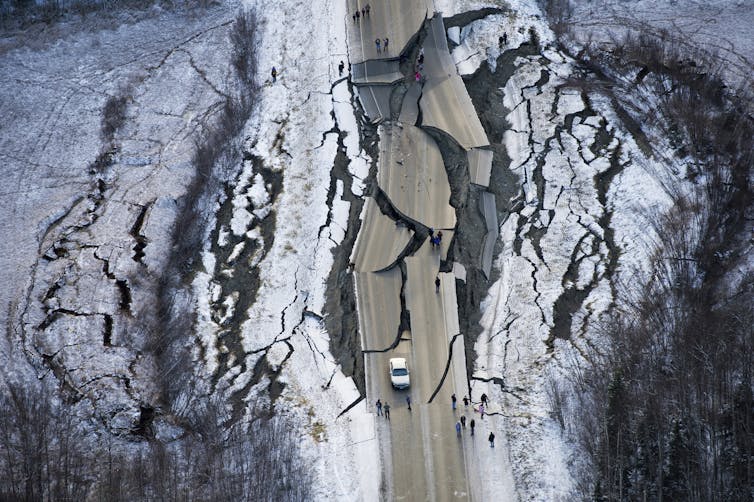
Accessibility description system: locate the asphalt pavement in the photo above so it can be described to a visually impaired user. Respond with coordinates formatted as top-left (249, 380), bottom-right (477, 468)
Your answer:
top-left (346, 4), bottom-right (496, 500)
top-left (377, 123), bottom-right (456, 230)
top-left (419, 14), bottom-right (490, 150)
top-left (346, 0), bottom-right (432, 64)
top-left (351, 196), bottom-right (414, 272)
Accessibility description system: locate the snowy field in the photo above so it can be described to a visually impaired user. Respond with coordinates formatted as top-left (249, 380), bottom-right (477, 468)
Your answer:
top-left (568, 0), bottom-right (754, 86)
top-left (1, 0), bottom-right (751, 499)
top-left (1, 4), bottom-right (240, 420)
top-left (1, 0), bottom-right (378, 498)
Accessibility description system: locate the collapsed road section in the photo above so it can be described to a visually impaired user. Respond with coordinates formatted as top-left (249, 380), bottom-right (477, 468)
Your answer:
top-left (344, 2), bottom-right (512, 500)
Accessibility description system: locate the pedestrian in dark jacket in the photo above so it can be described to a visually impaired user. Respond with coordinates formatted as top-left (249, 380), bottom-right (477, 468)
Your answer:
top-left (376, 399), bottom-right (382, 416)
top-left (271, 67), bottom-right (277, 82)
top-left (488, 431), bottom-right (495, 447)
top-left (338, 60), bottom-right (345, 76)
top-left (470, 419), bottom-right (476, 435)
top-left (451, 393), bottom-right (457, 411)
top-left (384, 403), bottom-right (391, 419)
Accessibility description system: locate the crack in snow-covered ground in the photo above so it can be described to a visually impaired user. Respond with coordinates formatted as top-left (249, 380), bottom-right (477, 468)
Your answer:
top-left (2, 0), bottom-right (751, 499)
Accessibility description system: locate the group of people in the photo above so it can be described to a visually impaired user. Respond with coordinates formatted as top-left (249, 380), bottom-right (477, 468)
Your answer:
top-left (352, 4), bottom-right (370, 22)
top-left (375, 37), bottom-right (389, 54)
top-left (375, 392), bottom-right (496, 446)
top-left (375, 398), bottom-right (390, 419)
top-left (376, 395), bottom-right (412, 420)
top-left (452, 392), bottom-right (495, 446)
top-left (429, 228), bottom-right (443, 248)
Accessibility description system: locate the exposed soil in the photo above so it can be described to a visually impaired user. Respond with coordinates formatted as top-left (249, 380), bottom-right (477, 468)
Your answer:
top-left (448, 44), bottom-right (540, 383)
top-left (323, 81), bottom-right (379, 397)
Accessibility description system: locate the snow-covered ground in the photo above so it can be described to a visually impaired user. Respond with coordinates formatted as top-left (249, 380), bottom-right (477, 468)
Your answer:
top-left (1, 4), bottom-right (240, 424)
top-left (201, 0), bottom-right (380, 497)
top-left (1, 0), bottom-right (378, 496)
top-left (1, 0), bottom-right (751, 499)
top-left (568, 0), bottom-right (754, 87)
top-left (445, 0), bottom-right (752, 499)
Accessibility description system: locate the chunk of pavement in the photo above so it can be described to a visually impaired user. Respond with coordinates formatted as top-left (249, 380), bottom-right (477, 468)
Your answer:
top-left (439, 271), bottom-right (461, 340)
top-left (398, 81), bottom-right (422, 125)
top-left (419, 13), bottom-right (490, 150)
top-left (355, 267), bottom-right (403, 349)
top-left (377, 123), bottom-right (456, 230)
top-left (351, 60), bottom-right (404, 85)
top-left (357, 85), bottom-right (393, 123)
top-left (479, 191), bottom-right (498, 279)
top-left (350, 197), bottom-right (414, 272)
top-left (468, 148), bottom-right (493, 187)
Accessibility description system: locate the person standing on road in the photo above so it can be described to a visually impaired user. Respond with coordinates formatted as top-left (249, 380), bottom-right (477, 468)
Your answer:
top-left (271, 67), bottom-right (277, 83)
top-left (365, 4), bottom-right (370, 16)
top-left (375, 38), bottom-right (381, 54)
top-left (455, 421), bottom-right (462, 437)
top-left (376, 399), bottom-right (382, 416)
top-left (470, 418), bottom-right (476, 436)
top-left (481, 393), bottom-right (488, 406)
top-left (406, 395), bottom-right (412, 411)
top-left (355, 10), bottom-right (360, 22)
top-left (435, 276), bottom-right (440, 293)
top-left (383, 38), bottom-right (389, 54)
top-left (338, 60), bottom-right (345, 76)
top-left (451, 394), bottom-right (457, 411)
top-left (463, 395), bottom-right (469, 407)
top-left (488, 431), bottom-right (495, 447)
top-left (460, 415), bottom-right (466, 428)
top-left (384, 402), bottom-right (391, 419)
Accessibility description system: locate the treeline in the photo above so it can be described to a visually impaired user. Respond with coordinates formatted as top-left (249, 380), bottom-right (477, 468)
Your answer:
top-left (555, 32), bottom-right (754, 501)
top-left (0, 0), bottom-right (214, 28)
top-left (147, 8), bottom-right (258, 411)
top-left (0, 380), bottom-right (312, 501)
top-left (1, 8), bottom-right (310, 501)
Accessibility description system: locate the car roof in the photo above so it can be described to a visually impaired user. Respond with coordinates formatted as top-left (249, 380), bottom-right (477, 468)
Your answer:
top-left (389, 357), bottom-right (407, 367)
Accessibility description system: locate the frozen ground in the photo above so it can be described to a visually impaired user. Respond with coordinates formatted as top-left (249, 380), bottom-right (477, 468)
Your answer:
top-left (568, 0), bottom-right (754, 87)
top-left (1, 0), bottom-right (750, 499)
top-left (431, 0), bottom-right (751, 499)
top-left (0, 0), bottom-right (375, 497)
top-left (0, 3), bottom-right (240, 424)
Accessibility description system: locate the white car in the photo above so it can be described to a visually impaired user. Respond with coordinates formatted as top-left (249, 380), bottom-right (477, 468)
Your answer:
top-left (389, 357), bottom-right (410, 389)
